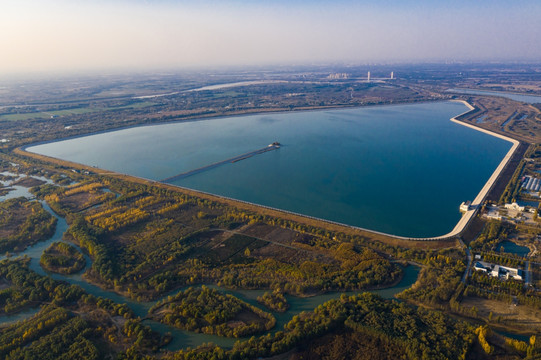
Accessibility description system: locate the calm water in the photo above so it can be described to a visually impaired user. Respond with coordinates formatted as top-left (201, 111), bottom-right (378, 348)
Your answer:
top-left (496, 240), bottom-right (530, 257)
top-left (28, 102), bottom-right (511, 237)
top-left (447, 88), bottom-right (541, 104)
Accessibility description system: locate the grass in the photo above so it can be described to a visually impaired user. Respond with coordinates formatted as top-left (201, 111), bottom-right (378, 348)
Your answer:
top-left (461, 295), bottom-right (541, 331)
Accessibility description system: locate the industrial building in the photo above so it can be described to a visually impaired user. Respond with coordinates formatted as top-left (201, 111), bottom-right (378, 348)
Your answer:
top-left (473, 260), bottom-right (524, 281)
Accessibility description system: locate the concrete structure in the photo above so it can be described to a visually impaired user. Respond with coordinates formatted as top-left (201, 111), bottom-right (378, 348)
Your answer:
top-left (474, 260), bottom-right (523, 281)
top-left (327, 73), bottom-right (349, 80)
top-left (505, 202), bottom-right (525, 212)
top-left (486, 213), bottom-right (503, 220)
top-left (522, 175), bottom-right (541, 194)
top-left (460, 201), bottom-right (472, 212)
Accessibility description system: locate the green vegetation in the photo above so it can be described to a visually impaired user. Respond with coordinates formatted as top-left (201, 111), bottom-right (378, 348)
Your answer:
top-left (0, 305), bottom-right (100, 360)
top-left (40, 242), bottom-right (85, 274)
top-left (149, 286), bottom-right (275, 338)
top-left (398, 250), bottom-right (465, 308)
top-left (257, 289), bottom-right (289, 312)
top-left (27, 176), bottom-right (402, 301)
top-left (0, 198), bottom-right (56, 253)
top-left (165, 293), bottom-right (475, 360)
top-left (0, 258), bottom-right (162, 358)
top-left (499, 159), bottom-right (525, 204)
top-left (469, 221), bottom-right (510, 252)
top-left (0, 102), bottom-right (155, 122)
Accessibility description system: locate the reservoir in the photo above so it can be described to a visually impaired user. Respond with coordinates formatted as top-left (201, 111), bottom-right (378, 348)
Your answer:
top-left (27, 101), bottom-right (512, 238)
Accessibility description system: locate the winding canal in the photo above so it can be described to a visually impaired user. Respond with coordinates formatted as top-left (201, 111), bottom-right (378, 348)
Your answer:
top-left (0, 174), bottom-right (420, 350)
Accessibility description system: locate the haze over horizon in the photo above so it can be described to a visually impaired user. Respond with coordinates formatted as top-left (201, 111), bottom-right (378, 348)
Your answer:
top-left (2, 0), bottom-right (541, 75)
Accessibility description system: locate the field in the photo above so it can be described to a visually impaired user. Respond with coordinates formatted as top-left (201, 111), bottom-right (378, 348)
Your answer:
top-left (0, 101), bottom-right (155, 121)
top-left (458, 96), bottom-right (541, 142)
top-left (461, 296), bottom-right (541, 331)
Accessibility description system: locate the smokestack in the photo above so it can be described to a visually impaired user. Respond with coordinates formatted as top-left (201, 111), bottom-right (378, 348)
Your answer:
top-left (391, 71), bottom-right (394, 80)
top-left (367, 71), bottom-right (371, 82)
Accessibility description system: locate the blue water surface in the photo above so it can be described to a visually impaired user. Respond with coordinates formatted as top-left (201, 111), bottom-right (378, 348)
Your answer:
top-left (28, 101), bottom-right (511, 237)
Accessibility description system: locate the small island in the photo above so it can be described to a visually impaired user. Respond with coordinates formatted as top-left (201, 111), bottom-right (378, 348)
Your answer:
top-left (40, 242), bottom-right (85, 274)
top-left (257, 289), bottom-right (289, 312)
top-left (148, 286), bottom-right (276, 338)
top-left (0, 198), bottom-right (57, 253)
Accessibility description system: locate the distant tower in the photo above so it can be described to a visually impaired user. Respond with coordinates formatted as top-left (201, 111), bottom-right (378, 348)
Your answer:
top-left (367, 71), bottom-right (371, 82)
top-left (391, 71), bottom-right (394, 80)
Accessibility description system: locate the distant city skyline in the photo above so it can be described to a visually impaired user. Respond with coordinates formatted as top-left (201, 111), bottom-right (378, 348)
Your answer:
top-left (1, 0), bottom-right (541, 74)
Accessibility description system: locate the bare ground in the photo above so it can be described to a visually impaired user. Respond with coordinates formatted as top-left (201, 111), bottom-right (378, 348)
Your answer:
top-left (461, 296), bottom-right (541, 330)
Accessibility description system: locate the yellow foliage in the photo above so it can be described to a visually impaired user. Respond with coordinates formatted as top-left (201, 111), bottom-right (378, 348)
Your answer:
top-left (90, 207), bottom-right (149, 231)
top-left (157, 201), bottom-right (184, 215)
top-left (505, 337), bottom-right (528, 353)
top-left (45, 193), bottom-right (60, 203)
top-left (64, 182), bottom-right (102, 196)
top-left (475, 326), bottom-right (493, 354)
top-left (135, 195), bottom-right (161, 208)
top-left (85, 206), bottom-right (126, 222)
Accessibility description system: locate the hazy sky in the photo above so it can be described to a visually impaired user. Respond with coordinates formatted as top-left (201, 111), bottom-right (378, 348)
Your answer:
top-left (1, 0), bottom-right (541, 74)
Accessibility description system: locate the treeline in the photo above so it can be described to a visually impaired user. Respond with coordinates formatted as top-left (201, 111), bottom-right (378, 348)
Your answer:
top-left (0, 305), bottom-right (100, 360)
top-left (469, 221), bottom-right (509, 252)
top-left (499, 159), bottom-right (525, 204)
top-left (469, 271), bottom-right (524, 296)
top-left (0, 198), bottom-right (57, 253)
top-left (0, 258), bottom-right (162, 358)
top-left (64, 182), bottom-right (103, 196)
top-left (38, 176), bottom-right (404, 301)
top-left (40, 242), bottom-right (85, 274)
top-left (100, 174), bottom-right (432, 267)
top-left (160, 293), bottom-right (475, 360)
top-left (66, 214), bottom-right (118, 285)
top-left (149, 286), bottom-right (275, 338)
top-left (481, 252), bottom-right (525, 268)
top-left (0, 258), bottom-right (117, 315)
top-left (397, 251), bottom-right (465, 307)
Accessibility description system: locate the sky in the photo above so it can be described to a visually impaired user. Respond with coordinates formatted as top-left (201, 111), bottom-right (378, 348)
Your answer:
top-left (1, 0), bottom-right (541, 74)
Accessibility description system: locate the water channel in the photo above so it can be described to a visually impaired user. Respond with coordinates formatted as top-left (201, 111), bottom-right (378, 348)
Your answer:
top-left (0, 173), bottom-right (420, 350)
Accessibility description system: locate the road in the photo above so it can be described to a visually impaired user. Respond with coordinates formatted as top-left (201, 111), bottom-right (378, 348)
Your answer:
top-left (524, 260), bottom-right (532, 288)
top-left (462, 246), bottom-right (472, 284)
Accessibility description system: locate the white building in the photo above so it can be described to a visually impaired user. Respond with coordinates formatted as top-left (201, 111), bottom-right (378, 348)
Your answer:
top-left (505, 203), bottom-right (525, 212)
top-left (473, 260), bottom-right (523, 281)
top-left (460, 201), bottom-right (472, 212)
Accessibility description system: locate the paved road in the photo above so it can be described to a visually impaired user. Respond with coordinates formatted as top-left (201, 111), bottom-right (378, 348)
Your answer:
top-left (525, 260), bottom-right (532, 288)
top-left (462, 247), bottom-right (472, 284)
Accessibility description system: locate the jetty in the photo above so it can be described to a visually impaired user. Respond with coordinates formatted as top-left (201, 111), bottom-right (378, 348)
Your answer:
top-left (161, 142), bottom-right (280, 182)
